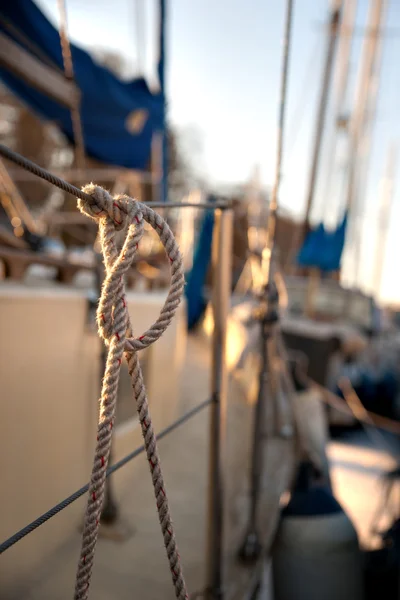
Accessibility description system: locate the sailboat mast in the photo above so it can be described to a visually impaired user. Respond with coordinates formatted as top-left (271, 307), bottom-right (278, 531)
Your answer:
top-left (334, 0), bottom-right (358, 115)
top-left (372, 142), bottom-right (397, 300)
top-left (301, 0), bottom-right (343, 243)
top-left (346, 0), bottom-right (386, 214)
top-left (321, 0), bottom-right (358, 223)
top-left (347, 0), bottom-right (387, 288)
top-left (262, 0), bottom-right (294, 288)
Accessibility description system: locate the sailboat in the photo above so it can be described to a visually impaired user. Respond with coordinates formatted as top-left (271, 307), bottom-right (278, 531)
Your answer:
top-left (279, 0), bottom-right (399, 429)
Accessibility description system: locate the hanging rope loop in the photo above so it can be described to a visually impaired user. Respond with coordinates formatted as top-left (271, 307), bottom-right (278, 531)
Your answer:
top-left (78, 184), bottom-right (185, 351)
top-left (74, 185), bottom-right (188, 600)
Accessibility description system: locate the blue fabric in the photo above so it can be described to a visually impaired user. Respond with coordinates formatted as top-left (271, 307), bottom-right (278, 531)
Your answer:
top-left (297, 213), bottom-right (348, 272)
top-left (282, 487), bottom-right (343, 518)
top-left (0, 0), bottom-right (165, 171)
top-left (185, 197), bottom-right (215, 330)
top-left (282, 462), bottom-right (343, 518)
top-left (334, 367), bottom-right (399, 418)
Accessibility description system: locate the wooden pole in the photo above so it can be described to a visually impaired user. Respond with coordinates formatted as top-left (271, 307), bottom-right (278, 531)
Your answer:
top-left (57, 0), bottom-right (86, 172)
top-left (334, 0), bottom-right (358, 115)
top-left (0, 160), bottom-right (37, 234)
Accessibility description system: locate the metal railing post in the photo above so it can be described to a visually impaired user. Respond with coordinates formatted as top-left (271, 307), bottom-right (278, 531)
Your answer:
top-left (206, 207), bottom-right (233, 600)
top-left (237, 312), bottom-right (271, 564)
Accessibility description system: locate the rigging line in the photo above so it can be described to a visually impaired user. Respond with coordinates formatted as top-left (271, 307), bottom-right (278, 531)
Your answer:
top-left (285, 31), bottom-right (324, 162)
top-left (57, 0), bottom-right (86, 171)
top-left (0, 143), bottom-right (97, 202)
top-left (338, 377), bottom-right (399, 458)
top-left (310, 377), bottom-right (400, 435)
top-left (0, 397), bottom-right (211, 555)
top-left (338, 377), bottom-right (400, 540)
top-left (0, 143), bottom-right (232, 210)
top-left (263, 0), bottom-right (294, 287)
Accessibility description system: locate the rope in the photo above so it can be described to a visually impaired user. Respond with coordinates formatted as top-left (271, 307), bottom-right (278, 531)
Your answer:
top-left (315, 381), bottom-right (400, 435)
top-left (286, 352), bottom-right (400, 436)
top-left (338, 377), bottom-right (400, 456)
top-left (74, 185), bottom-right (188, 599)
top-left (0, 142), bottom-right (232, 210)
top-left (0, 144), bottom-right (92, 201)
top-left (285, 31), bottom-right (324, 167)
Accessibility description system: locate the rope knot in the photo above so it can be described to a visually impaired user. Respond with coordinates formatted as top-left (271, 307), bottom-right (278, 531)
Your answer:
top-left (78, 183), bottom-right (141, 230)
top-left (77, 185), bottom-right (184, 354)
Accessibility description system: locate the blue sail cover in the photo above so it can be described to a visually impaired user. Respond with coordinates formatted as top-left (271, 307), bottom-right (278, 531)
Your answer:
top-left (185, 197), bottom-right (216, 330)
top-left (297, 213), bottom-right (348, 272)
top-left (0, 0), bottom-right (165, 171)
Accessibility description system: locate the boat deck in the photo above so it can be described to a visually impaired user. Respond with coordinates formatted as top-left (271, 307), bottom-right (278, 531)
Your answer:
top-left (2, 334), bottom-right (398, 600)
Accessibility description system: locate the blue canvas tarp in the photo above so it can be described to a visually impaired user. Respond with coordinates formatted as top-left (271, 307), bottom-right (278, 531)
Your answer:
top-left (0, 0), bottom-right (165, 171)
top-left (297, 213), bottom-right (348, 272)
top-left (185, 197), bottom-right (216, 330)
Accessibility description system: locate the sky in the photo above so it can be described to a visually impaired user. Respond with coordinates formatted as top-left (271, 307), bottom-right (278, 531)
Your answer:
top-left (36, 0), bottom-right (400, 304)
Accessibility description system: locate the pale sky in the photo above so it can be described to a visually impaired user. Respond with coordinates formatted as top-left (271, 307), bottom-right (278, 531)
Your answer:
top-left (36, 0), bottom-right (400, 304)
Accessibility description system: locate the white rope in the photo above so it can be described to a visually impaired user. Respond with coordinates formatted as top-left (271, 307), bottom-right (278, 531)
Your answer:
top-left (74, 185), bottom-right (188, 599)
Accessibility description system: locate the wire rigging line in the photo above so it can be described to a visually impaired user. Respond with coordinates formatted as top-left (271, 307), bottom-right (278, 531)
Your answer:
top-left (0, 144), bottom-right (231, 210)
top-left (338, 377), bottom-right (399, 457)
top-left (285, 32), bottom-right (324, 162)
top-left (0, 397), bottom-right (211, 555)
top-left (0, 143), bottom-right (96, 202)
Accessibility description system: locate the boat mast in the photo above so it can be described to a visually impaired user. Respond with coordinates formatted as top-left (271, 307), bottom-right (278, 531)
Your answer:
top-left (301, 0), bottom-right (343, 244)
top-left (345, 0), bottom-right (387, 288)
top-left (334, 0), bottom-right (358, 121)
top-left (262, 0), bottom-right (294, 289)
top-left (321, 0), bottom-right (358, 225)
top-left (372, 142), bottom-right (397, 300)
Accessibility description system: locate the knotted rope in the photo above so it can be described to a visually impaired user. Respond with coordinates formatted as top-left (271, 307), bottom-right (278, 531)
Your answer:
top-left (74, 184), bottom-right (188, 600)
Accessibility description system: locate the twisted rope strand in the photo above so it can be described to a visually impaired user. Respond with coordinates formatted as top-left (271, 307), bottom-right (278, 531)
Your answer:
top-left (74, 185), bottom-right (188, 600)
top-left (127, 351), bottom-right (187, 597)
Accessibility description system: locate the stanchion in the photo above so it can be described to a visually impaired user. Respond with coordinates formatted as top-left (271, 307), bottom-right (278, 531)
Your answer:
top-left (206, 207), bottom-right (233, 600)
top-left (237, 286), bottom-right (280, 564)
